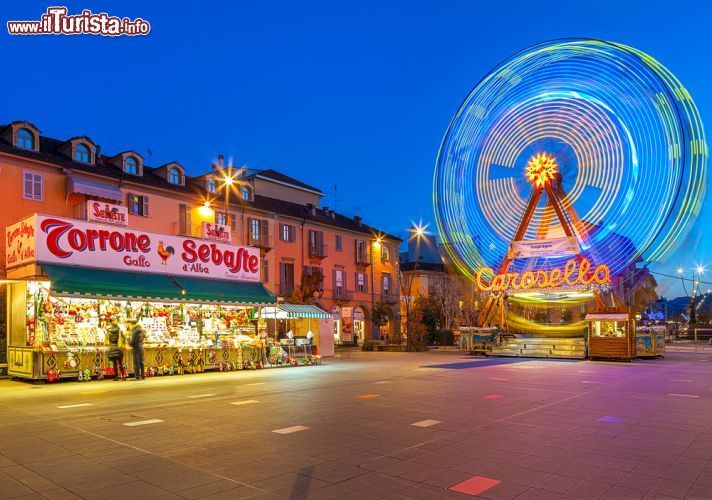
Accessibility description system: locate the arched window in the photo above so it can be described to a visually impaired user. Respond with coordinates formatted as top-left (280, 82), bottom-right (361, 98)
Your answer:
top-left (169, 168), bottom-right (181, 185)
top-left (74, 143), bottom-right (90, 163)
top-left (206, 179), bottom-right (216, 193)
top-left (17, 128), bottom-right (34, 150)
top-left (125, 157), bottom-right (138, 175)
top-left (241, 185), bottom-right (251, 201)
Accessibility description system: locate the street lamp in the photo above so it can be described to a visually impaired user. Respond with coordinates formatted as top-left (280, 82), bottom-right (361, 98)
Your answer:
top-left (220, 168), bottom-right (236, 225)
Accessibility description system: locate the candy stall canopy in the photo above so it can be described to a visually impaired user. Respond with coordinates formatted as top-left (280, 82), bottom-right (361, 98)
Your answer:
top-left (42, 264), bottom-right (275, 305)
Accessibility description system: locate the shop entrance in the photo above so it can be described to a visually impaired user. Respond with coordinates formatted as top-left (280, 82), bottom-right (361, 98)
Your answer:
top-left (331, 305), bottom-right (342, 344)
top-left (354, 306), bottom-right (366, 344)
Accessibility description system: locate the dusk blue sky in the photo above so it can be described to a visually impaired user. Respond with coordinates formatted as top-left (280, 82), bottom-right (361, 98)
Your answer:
top-left (1, 1), bottom-right (710, 296)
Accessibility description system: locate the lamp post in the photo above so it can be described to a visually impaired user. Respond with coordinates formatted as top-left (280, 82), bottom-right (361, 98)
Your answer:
top-left (222, 168), bottom-right (234, 226)
top-left (370, 237), bottom-right (381, 342)
top-left (403, 222), bottom-right (427, 351)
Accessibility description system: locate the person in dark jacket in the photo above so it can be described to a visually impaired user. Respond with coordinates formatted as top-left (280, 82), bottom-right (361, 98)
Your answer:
top-left (129, 321), bottom-right (146, 380)
top-left (106, 320), bottom-right (124, 381)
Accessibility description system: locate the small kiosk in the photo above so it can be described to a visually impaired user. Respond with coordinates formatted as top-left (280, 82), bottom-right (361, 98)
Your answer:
top-left (636, 325), bottom-right (666, 358)
top-left (459, 326), bottom-right (497, 355)
top-left (586, 309), bottom-right (636, 361)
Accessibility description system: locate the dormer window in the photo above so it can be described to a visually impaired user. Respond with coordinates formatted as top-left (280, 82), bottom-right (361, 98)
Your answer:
top-left (125, 157), bottom-right (138, 175)
top-left (207, 179), bottom-right (216, 193)
top-left (169, 167), bottom-right (182, 185)
top-left (17, 128), bottom-right (34, 150)
top-left (74, 143), bottom-right (90, 163)
top-left (241, 185), bottom-right (251, 201)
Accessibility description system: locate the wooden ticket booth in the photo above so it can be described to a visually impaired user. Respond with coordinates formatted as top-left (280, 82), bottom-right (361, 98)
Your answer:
top-left (586, 309), bottom-right (636, 361)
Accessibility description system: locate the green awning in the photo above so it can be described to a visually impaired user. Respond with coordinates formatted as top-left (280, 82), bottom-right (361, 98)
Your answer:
top-left (43, 264), bottom-right (185, 301)
top-left (171, 276), bottom-right (275, 305)
top-left (42, 264), bottom-right (276, 305)
top-left (276, 303), bottom-right (330, 319)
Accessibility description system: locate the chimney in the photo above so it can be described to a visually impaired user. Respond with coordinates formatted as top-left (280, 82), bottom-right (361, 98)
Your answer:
top-left (306, 203), bottom-right (316, 216)
top-left (322, 206), bottom-right (329, 215)
top-left (95, 145), bottom-right (102, 161)
top-left (329, 210), bottom-right (335, 220)
top-left (217, 154), bottom-right (224, 170)
top-left (212, 162), bottom-right (217, 172)
top-left (354, 215), bottom-right (362, 226)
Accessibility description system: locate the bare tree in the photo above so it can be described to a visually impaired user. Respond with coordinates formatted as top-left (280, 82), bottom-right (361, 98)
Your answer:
top-left (460, 280), bottom-right (482, 327)
top-left (430, 273), bottom-right (460, 331)
top-left (399, 270), bottom-right (416, 346)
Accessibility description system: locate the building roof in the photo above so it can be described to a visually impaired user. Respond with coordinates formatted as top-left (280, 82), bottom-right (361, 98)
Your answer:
top-left (255, 169), bottom-right (323, 195)
top-left (399, 261), bottom-right (446, 273)
top-left (0, 123), bottom-right (399, 241)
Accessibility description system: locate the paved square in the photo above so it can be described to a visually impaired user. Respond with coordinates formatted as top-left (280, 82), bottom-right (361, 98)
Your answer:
top-left (2, 349), bottom-right (712, 499)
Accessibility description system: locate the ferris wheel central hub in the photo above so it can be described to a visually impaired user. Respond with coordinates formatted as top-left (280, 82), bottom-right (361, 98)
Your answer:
top-left (525, 152), bottom-right (559, 188)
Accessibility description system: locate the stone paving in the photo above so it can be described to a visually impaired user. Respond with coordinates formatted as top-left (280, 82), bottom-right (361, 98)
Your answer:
top-left (2, 350), bottom-right (712, 499)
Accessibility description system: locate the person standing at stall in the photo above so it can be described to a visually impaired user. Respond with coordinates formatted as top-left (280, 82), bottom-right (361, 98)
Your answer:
top-left (106, 320), bottom-right (125, 381)
top-left (129, 321), bottom-right (147, 380)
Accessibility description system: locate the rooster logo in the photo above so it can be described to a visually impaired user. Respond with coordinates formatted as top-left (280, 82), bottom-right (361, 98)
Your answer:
top-left (157, 241), bottom-right (175, 265)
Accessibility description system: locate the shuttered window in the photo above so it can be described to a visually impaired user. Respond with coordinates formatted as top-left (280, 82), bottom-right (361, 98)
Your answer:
top-left (279, 223), bottom-right (295, 242)
top-left (356, 272), bottom-right (368, 293)
top-left (23, 171), bottom-right (43, 200)
top-left (127, 192), bottom-right (149, 216)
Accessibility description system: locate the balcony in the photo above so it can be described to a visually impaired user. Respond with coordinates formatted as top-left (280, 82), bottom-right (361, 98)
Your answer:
top-left (380, 292), bottom-right (399, 304)
top-left (248, 232), bottom-right (271, 250)
top-left (332, 288), bottom-right (353, 300)
top-left (355, 250), bottom-right (371, 266)
top-left (309, 242), bottom-right (328, 258)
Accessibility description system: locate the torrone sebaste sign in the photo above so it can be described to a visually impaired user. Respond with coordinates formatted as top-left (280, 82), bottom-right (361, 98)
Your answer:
top-left (5, 214), bottom-right (261, 283)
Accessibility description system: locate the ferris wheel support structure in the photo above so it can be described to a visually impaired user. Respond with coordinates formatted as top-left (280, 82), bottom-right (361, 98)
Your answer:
top-left (476, 167), bottom-right (611, 328)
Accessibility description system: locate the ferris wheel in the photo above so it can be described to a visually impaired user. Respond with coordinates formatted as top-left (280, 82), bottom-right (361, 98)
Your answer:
top-left (434, 39), bottom-right (707, 288)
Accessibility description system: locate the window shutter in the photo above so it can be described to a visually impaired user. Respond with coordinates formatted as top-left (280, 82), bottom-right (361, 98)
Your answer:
top-left (230, 213), bottom-right (236, 231)
top-left (186, 206), bottom-right (192, 234)
top-left (23, 172), bottom-right (33, 198)
top-left (332, 269), bottom-right (336, 294)
top-left (179, 204), bottom-right (187, 234)
top-left (261, 258), bottom-right (268, 283)
top-left (364, 273), bottom-right (368, 293)
top-left (127, 192), bottom-right (134, 212)
top-left (291, 225), bottom-right (296, 242)
top-left (142, 196), bottom-right (149, 217)
top-left (279, 262), bottom-right (285, 292)
top-left (343, 272), bottom-right (348, 292)
top-left (33, 174), bottom-right (42, 200)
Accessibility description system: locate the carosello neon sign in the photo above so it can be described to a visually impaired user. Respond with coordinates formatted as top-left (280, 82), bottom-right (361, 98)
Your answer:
top-left (476, 258), bottom-right (610, 292)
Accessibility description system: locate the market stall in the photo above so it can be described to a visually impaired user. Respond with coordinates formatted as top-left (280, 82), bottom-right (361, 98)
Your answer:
top-left (4, 214), bottom-right (316, 381)
top-left (586, 310), bottom-right (636, 361)
top-left (260, 303), bottom-right (330, 362)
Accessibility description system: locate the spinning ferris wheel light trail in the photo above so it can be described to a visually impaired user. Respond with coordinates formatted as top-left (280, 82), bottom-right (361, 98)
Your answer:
top-left (434, 38), bottom-right (707, 331)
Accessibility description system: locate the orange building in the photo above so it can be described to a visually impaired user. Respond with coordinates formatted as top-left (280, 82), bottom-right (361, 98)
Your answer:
top-left (0, 120), bottom-right (401, 371)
